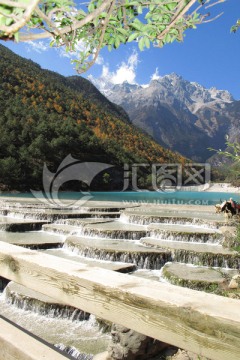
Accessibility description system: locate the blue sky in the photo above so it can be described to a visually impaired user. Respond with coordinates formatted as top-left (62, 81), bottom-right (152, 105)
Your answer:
top-left (1, 0), bottom-right (240, 99)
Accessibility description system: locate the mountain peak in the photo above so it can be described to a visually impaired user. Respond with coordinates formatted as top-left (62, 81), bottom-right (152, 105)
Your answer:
top-left (208, 87), bottom-right (234, 102)
top-left (167, 72), bottom-right (183, 80)
top-left (89, 70), bottom-right (237, 162)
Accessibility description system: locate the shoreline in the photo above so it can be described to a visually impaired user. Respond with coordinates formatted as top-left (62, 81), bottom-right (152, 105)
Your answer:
top-left (0, 183), bottom-right (239, 195)
top-left (0, 183), bottom-right (239, 207)
top-left (204, 183), bottom-right (240, 193)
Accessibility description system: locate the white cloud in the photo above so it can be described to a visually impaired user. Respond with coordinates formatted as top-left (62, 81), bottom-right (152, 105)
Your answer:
top-left (95, 54), bottom-right (104, 65)
top-left (99, 50), bottom-right (139, 85)
top-left (128, 51), bottom-right (138, 69)
top-left (111, 51), bottom-right (138, 84)
top-left (26, 41), bottom-right (49, 53)
top-left (57, 40), bottom-right (86, 59)
top-left (101, 65), bottom-right (110, 78)
top-left (150, 67), bottom-right (161, 81)
top-left (57, 47), bottom-right (71, 58)
top-left (141, 84), bottom-right (150, 88)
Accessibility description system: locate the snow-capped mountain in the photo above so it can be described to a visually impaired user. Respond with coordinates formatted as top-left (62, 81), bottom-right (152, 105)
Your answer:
top-left (90, 73), bottom-right (238, 161)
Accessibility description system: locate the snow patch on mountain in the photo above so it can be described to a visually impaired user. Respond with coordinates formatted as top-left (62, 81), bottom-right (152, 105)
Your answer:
top-left (89, 72), bottom-right (234, 110)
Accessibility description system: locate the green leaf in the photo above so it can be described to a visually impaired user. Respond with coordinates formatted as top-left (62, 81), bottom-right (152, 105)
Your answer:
top-left (14, 32), bottom-right (19, 42)
top-left (117, 8), bottom-right (122, 20)
top-left (138, 37), bottom-right (145, 51)
top-left (137, 5), bottom-right (142, 14)
top-left (166, 2), bottom-right (177, 11)
top-left (5, 17), bottom-right (13, 26)
top-left (109, 16), bottom-right (118, 23)
top-left (118, 28), bottom-right (128, 36)
top-left (88, 2), bottom-right (95, 12)
top-left (118, 34), bottom-right (126, 43)
top-left (128, 32), bottom-right (138, 42)
top-left (144, 36), bottom-right (150, 48)
top-left (131, 20), bottom-right (143, 31)
top-left (193, 12), bottom-right (200, 21)
top-left (114, 36), bottom-right (120, 49)
top-left (164, 33), bottom-right (171, 43)
top-left (108, 37), bottom-right (115, 45)
top-left (128, 1), bottom-right (139, 5)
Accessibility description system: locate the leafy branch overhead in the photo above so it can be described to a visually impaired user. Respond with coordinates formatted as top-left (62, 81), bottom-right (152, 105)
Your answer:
top-left (210, 140), bottom-right (240, 162)
top-left (0, 0), bottom-right (230, 72)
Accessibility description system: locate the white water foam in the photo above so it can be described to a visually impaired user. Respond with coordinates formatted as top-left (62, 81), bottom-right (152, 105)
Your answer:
top-left (0, 294), bottom-right (110, 355)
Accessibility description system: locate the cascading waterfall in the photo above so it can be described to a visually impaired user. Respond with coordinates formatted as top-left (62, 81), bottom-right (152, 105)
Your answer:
top-left (0, 208), bottom-right (102, 222)
top-left (149, 231), bottom-right (221, 244)
top-left (80, 228), bottom-right (147, 240)
top-left (0, 221), bottom-right (47, 232)
top-left (3, 285), bottom-right (90, 322)
top-left (78, 207), bottom-right (123, 213)
top-left (0, 208), bottom-right (49, 220)
top-left (120, 213), bottom-right (225, 229)
top-left (55, 344), bottom-right (93, 360)
top-left (170, 249), bottom-right (240, 269)
top-left (63, 242), bottom-right (171, 270)
top-left (0, 294), bottom-right (111, 355)
top-left (1, 211), bottom-right (35, 220)
top-left (42, 223), bottom-right (84, 237)
top-left (120, 213), bottom-right (207, 226)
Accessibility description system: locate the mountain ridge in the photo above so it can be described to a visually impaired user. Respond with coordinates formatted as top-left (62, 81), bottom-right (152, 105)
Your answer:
top-left (89, 73), bottom-right (237, 162)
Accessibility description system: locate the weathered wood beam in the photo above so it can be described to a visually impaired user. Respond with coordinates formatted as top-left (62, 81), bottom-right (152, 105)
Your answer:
top-left (0, 315), bottom-right (69, 359)
top-left (0, 241), bottom-right (239, 360)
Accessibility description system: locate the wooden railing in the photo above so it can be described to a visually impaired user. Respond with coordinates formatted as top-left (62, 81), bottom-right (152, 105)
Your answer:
top-left (0, 241), bottom-right (239, 360)
top-left (0, 314), bottom-right (70, 359)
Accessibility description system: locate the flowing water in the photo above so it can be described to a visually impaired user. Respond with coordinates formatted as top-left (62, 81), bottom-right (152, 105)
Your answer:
top-left (0, 292), bottom-right (110, 356)
top-left (120, 212), bottom-right (227, 228)
top-left (4, 282), bottom-right (90, 322)
top-left (42, 248), bottom-right (136, 273)
top-left (64, 236), bottom-right (171, 269)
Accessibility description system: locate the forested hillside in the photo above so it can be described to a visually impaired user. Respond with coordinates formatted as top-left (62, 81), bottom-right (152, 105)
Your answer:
top-left (0, 45), bottom-right (185, 191)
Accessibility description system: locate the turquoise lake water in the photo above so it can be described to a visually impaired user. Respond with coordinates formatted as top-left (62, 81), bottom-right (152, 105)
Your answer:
top-left (0, 191), bottom-right (239, 206)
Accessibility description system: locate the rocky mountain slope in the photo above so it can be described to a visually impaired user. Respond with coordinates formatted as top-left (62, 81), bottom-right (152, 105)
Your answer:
top-left (90, 73), bottom-right (238, 162)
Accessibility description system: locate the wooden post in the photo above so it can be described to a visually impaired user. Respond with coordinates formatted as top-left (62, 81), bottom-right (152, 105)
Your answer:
top-left (0, 241), bottom-right (239, 360)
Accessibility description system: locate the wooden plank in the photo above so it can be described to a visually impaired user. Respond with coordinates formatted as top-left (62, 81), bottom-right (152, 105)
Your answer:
top-left (0, 241), bottom-right (239, 360)
top-left (0, 315), bottom-right (69, 360)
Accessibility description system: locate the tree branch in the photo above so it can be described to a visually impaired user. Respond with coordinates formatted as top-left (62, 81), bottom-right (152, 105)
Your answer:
top-left (0, 0), bottom-right (41, 37)
top-left (78, 0), bottom-right (116, 73)
top-left (19, 0), bottom-right (113, 41)
top-left (157, 0), bottom-right (197, 40)
top-left (202, 12), bottom-right (223, 23)
top-left (0, 0), bottom-right (28, 9)
top-left (205, 0), bottom-right (226, 9)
